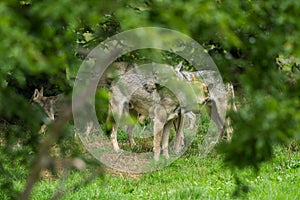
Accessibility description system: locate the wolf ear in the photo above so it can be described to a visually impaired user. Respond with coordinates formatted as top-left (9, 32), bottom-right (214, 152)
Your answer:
top-left (175, 61), bottom-right (183, 71)
top-left (33, 87), bottom-right (43, 100)
top-left (39, 87), bottom-right (44, 96)
top-left (33, 89), bottom-right (39, 99)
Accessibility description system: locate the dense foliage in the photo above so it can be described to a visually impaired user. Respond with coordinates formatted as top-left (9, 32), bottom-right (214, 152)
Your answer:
top-left (0, 0), bottom-right (299, 198)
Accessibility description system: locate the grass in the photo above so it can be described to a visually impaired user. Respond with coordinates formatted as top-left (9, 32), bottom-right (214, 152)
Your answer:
top-left (25, 144), bottom-right (300, 200)
top-left (1, 114), bottom-right (299, 199)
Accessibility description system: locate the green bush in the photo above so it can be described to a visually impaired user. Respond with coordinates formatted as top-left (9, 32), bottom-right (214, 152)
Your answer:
top-left (0, 0), bottom-right (299, 199)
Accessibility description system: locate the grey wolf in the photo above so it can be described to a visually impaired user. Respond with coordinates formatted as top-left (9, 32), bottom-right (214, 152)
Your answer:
top-left (31, 88), bottom-right (65, 132)
top-left (108, 64), bottom-right (208, 160)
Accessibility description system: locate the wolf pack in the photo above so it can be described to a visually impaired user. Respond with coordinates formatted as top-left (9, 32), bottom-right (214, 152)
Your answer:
top-left (32, 62), bottom-right (237, 161)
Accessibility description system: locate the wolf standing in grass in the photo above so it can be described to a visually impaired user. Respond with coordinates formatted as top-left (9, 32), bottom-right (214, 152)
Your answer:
top-left (31, 88), bottom-right (65, 132)
top-left (108, 63), bottom-right (211, 161)
top-left (109, 69), bottom-right (180, 160)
